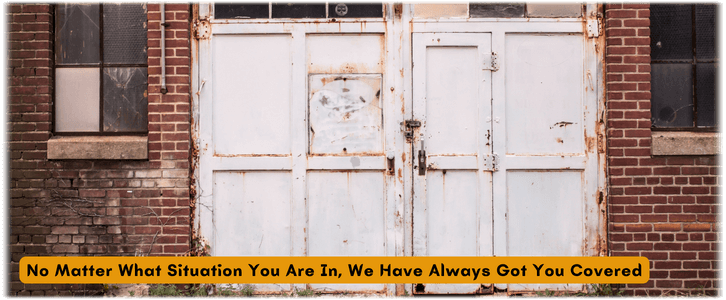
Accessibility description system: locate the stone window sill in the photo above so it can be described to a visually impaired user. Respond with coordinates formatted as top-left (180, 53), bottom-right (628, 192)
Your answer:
top-left (47, 136), bottom-right (148, 160)
top-left (651, 131), bottom-right (720, 156)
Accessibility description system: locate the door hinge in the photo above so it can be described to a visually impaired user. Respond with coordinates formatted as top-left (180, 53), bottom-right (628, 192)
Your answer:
top-left (483, 52), bottom-right (499, 72)
top-left (586, 17), bottom-right (601, 38)
top-left (485, 153), bottom-right (499, 171)
top-left (194, 19), bottom-right (211, 40)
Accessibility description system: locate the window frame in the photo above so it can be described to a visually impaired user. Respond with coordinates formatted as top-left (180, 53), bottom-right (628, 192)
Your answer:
top-left (52, 3), bottom-right (149, 136)
top-left (212, 2), bottom-right (385, 21)
top-left (649, 3), bottom-right (718, 132)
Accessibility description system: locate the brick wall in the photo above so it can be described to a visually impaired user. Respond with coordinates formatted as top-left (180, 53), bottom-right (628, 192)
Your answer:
top-left (8, 4), bottom-right (192, 296)
top-left (605, 3), bottom-right (720, 296)
top-left (8, 2), bottom-right (721, 297)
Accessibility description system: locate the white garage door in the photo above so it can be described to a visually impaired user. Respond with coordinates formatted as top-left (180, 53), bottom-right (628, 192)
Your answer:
top-left (193, 4), bottom-right (605, 295)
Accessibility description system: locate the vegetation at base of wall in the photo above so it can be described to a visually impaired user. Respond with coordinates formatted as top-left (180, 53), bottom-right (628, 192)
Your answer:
top-left (148, 284), bottom-right (185, 296)
top-left (280, 288), bottom-right (318, 299)
top-left (145, 284), bottom-right (259, 297)
top-left (528, 284), bottom-right (717, 299)
top-left (584, 284), bottom-right (624, 296)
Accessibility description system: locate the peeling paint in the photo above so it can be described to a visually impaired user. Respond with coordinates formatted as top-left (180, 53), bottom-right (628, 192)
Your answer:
top-left (309, 75), bottom-right (383, 155)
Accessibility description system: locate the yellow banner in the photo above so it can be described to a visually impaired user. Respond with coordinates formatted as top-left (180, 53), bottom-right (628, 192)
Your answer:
top-left (20, 256), bottom-right (649, 284)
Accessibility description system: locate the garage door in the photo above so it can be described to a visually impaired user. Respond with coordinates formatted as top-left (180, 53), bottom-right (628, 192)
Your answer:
top-left (193, 3), bottom-right (605, 295)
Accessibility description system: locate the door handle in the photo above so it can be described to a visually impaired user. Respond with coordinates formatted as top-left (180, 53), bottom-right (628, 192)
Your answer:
top-left (387, 151), bottom-right (395, 176)
top-left (418, 138), bottom-right (426, 175)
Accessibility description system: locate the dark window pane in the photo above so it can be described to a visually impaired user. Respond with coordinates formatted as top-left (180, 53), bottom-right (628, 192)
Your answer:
top-left (650, 4), bottom-right (693, 61)
top-left (470, 3), bottom-right (525, 18)
top-left (56, 4), bottom-right (100, 64)
top-left (272, 3), bottom-right (325, 18)
top-left (328, 3), bottom-right (383, 18)
top-left (215, 4), bottom-right (269, 19)
top-left (651, 63), bottom-right (694, 127)
top-left (103, 67), bottom-right (148, 132)
top-left (103, 4), bottom-right (148, 64)
top-left (695, 4), bottom-right (716, 60)
top-left (696, 63), bottom-right (716, 127)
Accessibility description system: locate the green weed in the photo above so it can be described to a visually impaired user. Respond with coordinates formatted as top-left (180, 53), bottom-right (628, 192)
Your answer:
top-left (149, 284), bottom-right (184, 296)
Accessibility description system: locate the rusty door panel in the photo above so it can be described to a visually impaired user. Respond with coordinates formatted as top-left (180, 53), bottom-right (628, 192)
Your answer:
top-left (193, 3), bottom-right (606, 296)
top-left (195, 4), bottom-right (402, 295)
top-left (412, 32), bottom-right (493, 295)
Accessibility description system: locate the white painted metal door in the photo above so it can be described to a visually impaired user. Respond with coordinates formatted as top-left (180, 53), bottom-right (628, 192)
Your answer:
top-left (194, 4), bottom-right (404, 295)
top-left (409, 13), bottom-right (604, 294)
top-left (193, 4), bottom-right (605, 296)
top-left (412, 33), bottom-right (494, 295)
top-left (492, 32), bottom-right (601, 293)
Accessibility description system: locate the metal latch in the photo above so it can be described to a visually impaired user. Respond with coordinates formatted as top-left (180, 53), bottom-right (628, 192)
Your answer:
top-left (418, 138), bottom-right (426, 176)
top-left (483, 52), bottom-right (499, 72)
top-left (404, 120), bottom-right (421, 140)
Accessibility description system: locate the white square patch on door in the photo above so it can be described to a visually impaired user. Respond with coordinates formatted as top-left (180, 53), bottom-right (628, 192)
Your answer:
top-left (309, 74), bottom-right (383, 155)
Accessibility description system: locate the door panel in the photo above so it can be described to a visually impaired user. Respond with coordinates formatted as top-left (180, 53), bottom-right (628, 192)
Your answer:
top-left (492, 32), bottom-right (597, 293)
top-left (424, 46), bottom-right (480, 155)
top-left (213, 171), bottom-right (292, 293)
top-left (504, 35), bottom-right (584, 155)
top-left (426, 170), bottom-right (479, 255)
top-left (506, 171), bottom-right (584, 256)
top-left (198, 20), bottom-right (401, 295)
top-left (212, 35), bottom-right (292, 155)
top-left (309, 74), bottom-right (383, 155)
top-left (306, 34), bottom-right (384, 74)
top-left (412, 33), bottom-right (493, 294)
top-left (308, 171), bottom-right (386, 292)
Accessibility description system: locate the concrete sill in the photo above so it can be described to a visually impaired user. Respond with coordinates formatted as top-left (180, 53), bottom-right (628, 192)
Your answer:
top-left (651, 131), bottom-right (720, 156)
top-left (47, 136), bottom-right (148, 160)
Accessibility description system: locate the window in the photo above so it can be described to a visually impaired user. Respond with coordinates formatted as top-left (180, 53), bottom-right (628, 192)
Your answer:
top-left (54, 4), bottom-right (148, 134)
top-left (214, 3), bottom-right (383, 19)
top-left (650, 4), bottom-right (717, 129)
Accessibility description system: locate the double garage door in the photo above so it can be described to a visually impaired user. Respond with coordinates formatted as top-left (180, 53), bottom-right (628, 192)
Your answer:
top-left (194, 5), bottom-right (605, 295)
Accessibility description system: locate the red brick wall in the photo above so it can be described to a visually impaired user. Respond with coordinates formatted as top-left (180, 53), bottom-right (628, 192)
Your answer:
top-left (8, 4), bottom-right (192, 296)
top-left (605, 3), bottom-right (720, 296)
top-left (8, 2), bottom-right (720, 297)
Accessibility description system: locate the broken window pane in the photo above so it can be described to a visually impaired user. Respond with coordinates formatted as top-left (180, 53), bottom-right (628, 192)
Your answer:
top-left (103, 3), bottom-right (148, 64)
top-left (56, 4), bottom-right (100, 65)
top-left (272, 3), bottom-right (326, 18)
top-left (55, 68), bottom-right (100, 132)
top-left (215, 4), bottom-right (270, 19)
top-left (470, 3), bottom-right (525, 18)
top-left (103, 67), bottom-right (148, 132)
top-left (696, 63), bottom-right (716, 127)
top-left (651, 63), bottom-right (694, 127)
top-left (650, 4), bottom-right (693, 61)
top-left (327, 3), bottom-right (383, 18)
top-left (695, 4), bottom-right (716, 60)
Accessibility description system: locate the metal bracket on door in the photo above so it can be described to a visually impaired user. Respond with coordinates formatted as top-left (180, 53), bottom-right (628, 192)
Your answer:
top-left (491, 153), bottom-right (498, 171)
top-left (485, 153), bottom-right (499, 171)
top-left (404, 120), bottom-right (421, 141)
top-left (483, 52), bottom-right (499, 72)
top-left (418, 138), bottom-right (426, 176)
